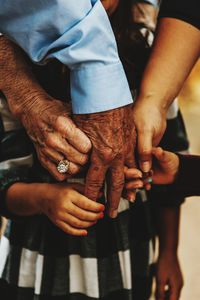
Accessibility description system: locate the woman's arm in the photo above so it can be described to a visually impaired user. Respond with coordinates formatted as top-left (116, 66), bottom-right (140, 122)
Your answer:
top-left (133, 17), bottom-right (200, 173)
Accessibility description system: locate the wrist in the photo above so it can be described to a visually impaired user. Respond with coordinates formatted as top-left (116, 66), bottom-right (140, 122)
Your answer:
top-left (33, 183), bottom-right (53, 215)
top-left (136, 92), bottom-right (169, 115)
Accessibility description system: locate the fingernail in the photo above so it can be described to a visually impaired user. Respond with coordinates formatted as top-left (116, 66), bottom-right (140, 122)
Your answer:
top-left (109, 210), bottom-right (118, 219)
top-left (99, 213), bottom-right (104, 219)
top-left (142, 162), bottom-right (150, 173)
top-left (82, 231), bottom-right (88, 236)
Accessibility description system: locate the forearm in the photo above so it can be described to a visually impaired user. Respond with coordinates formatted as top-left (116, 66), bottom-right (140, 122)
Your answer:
top-left (137, 18), bottom-right (200, 111)
top-left (0, 36), bottom-right (47, 118)
top-left (156, 206), bottom-right (180, 254)
top-left (5, 182), bottom-right (47, 216)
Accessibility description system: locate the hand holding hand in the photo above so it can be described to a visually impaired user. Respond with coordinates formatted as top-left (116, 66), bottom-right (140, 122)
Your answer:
top-left (19, 95), bottom-right (92, 181)
top-left (74, 104), bottom-right (137, 218)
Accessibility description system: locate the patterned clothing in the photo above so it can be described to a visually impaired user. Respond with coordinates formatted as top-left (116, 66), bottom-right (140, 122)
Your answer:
top-left (0, 71), bottom-right (155, 300)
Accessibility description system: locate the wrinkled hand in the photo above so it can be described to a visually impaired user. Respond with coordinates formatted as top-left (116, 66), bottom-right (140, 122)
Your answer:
top-left (156, 252), bottom-right (183, 300)
top-left (39, 183), bottom-right (105, 236)
top-left (19, 95), bottom-right (92, 181)
top-left (74, 104), bottom-right (137, 218)
top-left (133, 98), bottom-right (167, 173)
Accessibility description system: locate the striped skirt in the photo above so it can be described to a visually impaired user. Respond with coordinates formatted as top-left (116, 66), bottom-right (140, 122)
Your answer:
top-left (0, 191), bottom-right (155, 300)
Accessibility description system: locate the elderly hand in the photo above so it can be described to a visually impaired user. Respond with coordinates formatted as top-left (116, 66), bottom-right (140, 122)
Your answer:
top-left (0, 36), bottom-right (92, 181)
top-left (19, 95), bottom-right (92, 181)
top-left (74, 104), bottom-right (137, 218)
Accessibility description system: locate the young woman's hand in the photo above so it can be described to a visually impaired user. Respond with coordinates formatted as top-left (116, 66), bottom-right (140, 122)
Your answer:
top-left (40, 183), bottom-right (105, 236)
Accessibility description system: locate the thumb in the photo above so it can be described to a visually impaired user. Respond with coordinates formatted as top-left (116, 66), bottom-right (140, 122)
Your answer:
top-left (137, 129), bottom-right (153, 173)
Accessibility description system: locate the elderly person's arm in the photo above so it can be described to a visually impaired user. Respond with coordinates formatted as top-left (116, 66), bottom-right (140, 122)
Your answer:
top-left (0, 36), bottom-right (91, 181)
top-left (0, 0), bottom-right (136, 218)
top-left (132, 0), bottom-right (200, 173)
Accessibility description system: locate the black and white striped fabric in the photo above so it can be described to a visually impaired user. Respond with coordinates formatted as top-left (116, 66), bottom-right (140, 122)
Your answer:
top-left (0, 93), bottom-right (155, 300)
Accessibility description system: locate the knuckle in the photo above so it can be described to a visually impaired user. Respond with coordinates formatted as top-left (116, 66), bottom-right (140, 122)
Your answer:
top-left (78, 154), bottom-right (88, 166)
top-left (68, 164), bottom-right (80, 175)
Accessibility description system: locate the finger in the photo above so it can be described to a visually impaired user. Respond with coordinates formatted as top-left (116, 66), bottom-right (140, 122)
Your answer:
top-left (67, 161), bottom-right (82, 175)
top-left (60, 213), bottom-right (97, 229)
top-left (37, 149), bottom-right (67, 181)
top-left (85, 152), bottom-right (108, 201)
top-left (55, 220), bottom-right (88, 236)
top-left (55, 116), bottom-right (92, 153)
top-left (125, 180), bottom-right (143, 190)
top-left (137, 129), bottom-right (153, 173)
top-left (45, 132), bottom-right (88, 166)
top-left (107, 159), bottom-right (124, 218)
top-left (40, 147), bottom-right (64, 163)
top-left (70, 204), bottom-right (104, 221)
top-left (124, 168), bottom-right (143, 180)
top-left (72, 191), bottom-right (105, 212)
top-left (156, 282), bottom-right (166, 300)
top-left (126, 190), bottom-right (137, 202)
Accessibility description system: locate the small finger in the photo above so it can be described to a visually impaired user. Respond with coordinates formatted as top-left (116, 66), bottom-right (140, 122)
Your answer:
top-left (72, 191), bottom-right (105, 212)
top-left (124, 168), bottom-right (143, 179)
top-left (70, 204), bottom-right (104, 221)
top-left (126, 190), bottom-right (136, 202)
top-left (125, 180), bottom-right (144, 190)
top-left (60, 213), bottom-right (97, 229)
top-left (55, 220), bottom-right (88, 236)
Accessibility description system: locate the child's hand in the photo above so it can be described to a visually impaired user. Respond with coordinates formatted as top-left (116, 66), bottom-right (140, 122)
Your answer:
top-left (156, 252), bottom-right (183, 300)
top-left (123, 167), bottom-right (144, 202)
top-left (151, 147), bottom-right (180, 185)
top-left (40, 183), bottom-right (105, 236)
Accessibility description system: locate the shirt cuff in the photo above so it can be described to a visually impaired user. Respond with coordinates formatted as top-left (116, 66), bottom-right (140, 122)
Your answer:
top-left (71, 62), bottom-right (133, 114)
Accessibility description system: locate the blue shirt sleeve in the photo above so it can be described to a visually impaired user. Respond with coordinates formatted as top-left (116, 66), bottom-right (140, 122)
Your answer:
top-left (0, 0), bottom-right (133, 114)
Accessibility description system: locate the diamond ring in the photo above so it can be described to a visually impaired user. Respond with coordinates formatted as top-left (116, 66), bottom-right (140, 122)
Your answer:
top-left (57, 160), bottom-right (70, 174)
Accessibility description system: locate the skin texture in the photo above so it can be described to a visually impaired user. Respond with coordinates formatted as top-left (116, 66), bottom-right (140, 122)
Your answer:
top-left (74, 104), bottom-right (137, 217)
top-left (123, 147), bottom-right (179, 190)
top-left (133, 18), bottom-right (200, 173)
top-left (0, 36), bottom-right (91, 181)
top-left (6, 182), bottom-right (105, 236)
top-left (0, 1), bottom-right (136, 210)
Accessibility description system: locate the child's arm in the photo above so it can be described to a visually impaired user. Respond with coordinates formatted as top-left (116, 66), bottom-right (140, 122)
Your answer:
top-left (6, 182), bottom-right (105, 236)
top-left (155, 206), bottom-right (183, 300)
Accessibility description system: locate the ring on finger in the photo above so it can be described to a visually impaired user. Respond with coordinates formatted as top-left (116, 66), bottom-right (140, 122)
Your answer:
top-left (57, 159), bottom-right (70, 174)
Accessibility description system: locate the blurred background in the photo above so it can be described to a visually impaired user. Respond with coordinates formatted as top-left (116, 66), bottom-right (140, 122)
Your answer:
top-left (178, 60), bottom-right (200, 300)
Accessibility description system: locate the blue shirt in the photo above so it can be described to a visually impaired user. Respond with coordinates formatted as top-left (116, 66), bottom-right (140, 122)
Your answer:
top-left (0, 0), bottom-right (133, 114)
